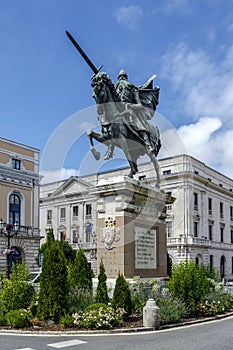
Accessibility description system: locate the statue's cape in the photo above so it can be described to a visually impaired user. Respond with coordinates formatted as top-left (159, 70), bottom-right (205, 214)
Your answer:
top-left (138, 74), bottom-right (160, 113)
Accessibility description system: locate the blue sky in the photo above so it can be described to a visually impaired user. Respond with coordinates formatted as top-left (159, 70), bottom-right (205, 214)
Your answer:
top-left (1, 1), bottom-right (233, 183)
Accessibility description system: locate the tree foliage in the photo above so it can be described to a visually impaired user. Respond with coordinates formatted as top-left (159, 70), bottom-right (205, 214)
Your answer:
top-left (0, 263), bottom-right (34, 313)
top-left (37, 240), bottom-right (69, 322)
top-left (95, 259), bottom-right (109, 304)
top-left (168, 261), bottom-right (212, 314)
top-left (112, 272), bottom-right (132, 317)
top-left (36, 228), bottom-right (75, 266)
top-left (68, 248), bottom-right (93, 291)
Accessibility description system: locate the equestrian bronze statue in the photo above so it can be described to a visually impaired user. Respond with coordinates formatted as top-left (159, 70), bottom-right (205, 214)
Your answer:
top-left (66, 31), bottom-right (161, 187)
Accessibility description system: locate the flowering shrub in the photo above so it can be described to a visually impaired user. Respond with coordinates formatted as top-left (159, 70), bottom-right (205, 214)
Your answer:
top-left (196, 300), bottom-right (225, 316)
top-left (73, 304), bottom-right (126, 329)
top-left (196, 284), bottom-right (233, 316)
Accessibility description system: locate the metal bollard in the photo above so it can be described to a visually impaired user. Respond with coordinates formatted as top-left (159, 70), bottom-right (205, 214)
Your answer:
top-left (143, 298), bottom-right (160, 329)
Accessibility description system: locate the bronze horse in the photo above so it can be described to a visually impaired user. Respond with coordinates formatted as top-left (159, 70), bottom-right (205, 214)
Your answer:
top-left (87, 72), bottom-right (161, 187)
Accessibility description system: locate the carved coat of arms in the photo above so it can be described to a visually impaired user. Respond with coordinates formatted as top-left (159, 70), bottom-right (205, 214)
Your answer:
top-left (100, 217), bottom-right (120, 250)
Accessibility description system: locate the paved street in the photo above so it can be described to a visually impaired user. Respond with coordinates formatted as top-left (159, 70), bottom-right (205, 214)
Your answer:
top-left (1, 316), bottom-right (233, 350)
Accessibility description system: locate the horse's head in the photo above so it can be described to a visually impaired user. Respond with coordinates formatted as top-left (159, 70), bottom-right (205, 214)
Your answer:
top-left (91, 72), bottom-right (120, 104)
top-left (91, 72), bottom-right (109, 104)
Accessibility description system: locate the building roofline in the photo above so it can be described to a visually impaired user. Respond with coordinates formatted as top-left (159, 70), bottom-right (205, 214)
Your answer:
top-left (40, 153), bottom-right (233, 186)
top-left (0, 136), bottom-right (40, 152)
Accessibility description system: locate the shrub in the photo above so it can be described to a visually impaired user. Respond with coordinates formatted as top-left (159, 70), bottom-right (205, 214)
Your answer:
top-left (130, 276), bottom-right (157, 315)
top-left (37, 240), bottom-right (69, 322)
top-left (59, 313), bottom-right (74, 328)
top-left (95, 259), bottom-right (109, 304)
top-left (168, 261), bottom-right (211, 314)
top-left (68, 286), bottom-right (94, 314)
top-left (130, 277), bottom-right (188, 324)
top-left (85, 303), bottom-right (108, 312)
top-left (0, 313), bottom-right (6, 326)
top-left (0, 264), bottom-right (35, 313)
top-left (112, 272), bottom-right (132, 317)
top-left (73, 304), bottom-right (125, 329)
top-left (157, 296), bottom-right (188, 324)
top-left (68, 249), bottom-right (93, 291)
top-left (196, 283), bottom-right (233, 316)
top-left (5, 309), bottom-right (30, 328)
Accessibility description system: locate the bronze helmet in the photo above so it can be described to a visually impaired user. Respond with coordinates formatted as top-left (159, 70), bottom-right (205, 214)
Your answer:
top-left (118, 69), bottom-right (128, 79)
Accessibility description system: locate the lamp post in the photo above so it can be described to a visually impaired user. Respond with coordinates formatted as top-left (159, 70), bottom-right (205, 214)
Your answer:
top-left (0, 218), bottom-right (19, 279)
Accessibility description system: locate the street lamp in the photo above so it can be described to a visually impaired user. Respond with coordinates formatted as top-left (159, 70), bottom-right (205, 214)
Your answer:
top-left (0, 218), bottom-right (19, 278)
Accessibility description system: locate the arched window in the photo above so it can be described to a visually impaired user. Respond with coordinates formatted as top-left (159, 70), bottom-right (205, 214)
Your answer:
top-left (195, 256), bottom-right (199, 265)
top-left (9, 193), bottom-right (21, 225)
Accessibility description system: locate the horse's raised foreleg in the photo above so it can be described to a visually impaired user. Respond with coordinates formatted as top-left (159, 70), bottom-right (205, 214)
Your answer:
top-left (87, 130), bottom-right (101, 160)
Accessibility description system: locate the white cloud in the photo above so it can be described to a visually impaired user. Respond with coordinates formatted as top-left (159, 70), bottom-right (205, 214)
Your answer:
top-left (177, 116), bottom-right (222, 164)
top-left (116, 5), bottom-right (143, 30)
top-left (163, 0), bottom-right (192, 15)
top-left (161, 116), bottom-right (233, 179)
top-left (161, 43), bottom-right (233, 122)
top-left (40, 168), bottom-right (80, 184)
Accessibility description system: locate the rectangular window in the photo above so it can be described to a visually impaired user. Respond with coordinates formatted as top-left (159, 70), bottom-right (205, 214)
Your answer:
top-left (85, 204), bottom-right (92, 219)
top-left (163, 169), bottom-right (171, 175)
top-left (166, 221), bottom-right (172, 238)
top-left (194, 222), bottom-right (198, 237)
top-left (73, 205), bottom-right (79, 218)
top-left (47, 210), bottom-right (52, 224)
top-left (60, 207), bottom-right (66, 221)
top-left (208, 198), bottom-right (212, 215)
top-left (208, 225), bottom-right (213, 241)
top-left (220, 202), bottom-right (224, 219)
top-left (230, 206), bottom-right (233, 221)
top-left (210, 255), bottom-right (213, 269)
top-left (220, 227), bottom-right (224, 242)
top-left (12, 158), bottom-right (21, 170)
top-left (231, 229), bottom-right (233, 244)
top-left (60, 231), bottom-right (66, 241)
top-left (194, 193), bottom-right (198, 211)
top-left (85, 223), bottom-right (92, 243)
top-left (72, 229), bottom-right (79, 243)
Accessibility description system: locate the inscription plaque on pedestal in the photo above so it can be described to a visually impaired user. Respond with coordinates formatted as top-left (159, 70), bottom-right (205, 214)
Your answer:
top-left (135, 227), bottom-right (156, 269)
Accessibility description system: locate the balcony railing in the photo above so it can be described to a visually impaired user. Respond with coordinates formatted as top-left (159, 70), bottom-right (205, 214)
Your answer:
top-left (71, 242), bottom-right (91, 250)
top-left (167, 236), bottom-right (210, 247)
top-left (17, 226), bottom-right (40, 236)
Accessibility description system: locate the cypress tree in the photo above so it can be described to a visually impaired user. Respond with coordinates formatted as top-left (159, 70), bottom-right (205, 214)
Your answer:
top-left (95, 259), bottom-right (109, 304)
top-left (36, 227), bottom-right (54, 266)
top-left (112, 272), bottom-right (132, 317)
top-left (36, 229), bottom-right (75, 266)
top-left (37, 240), bottom-right (69, 322)
top-left (69, 248), bottom-right (93, 291)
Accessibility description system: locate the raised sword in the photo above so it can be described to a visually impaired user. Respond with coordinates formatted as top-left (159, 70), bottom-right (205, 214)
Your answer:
top-left (66, 31), bottom-right (103, 74)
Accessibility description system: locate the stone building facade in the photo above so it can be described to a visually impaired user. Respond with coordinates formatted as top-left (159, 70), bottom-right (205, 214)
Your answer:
top-left (0, 137), bottom-right (41, 274)
top-left (40, 154), bottom-right (233, 278)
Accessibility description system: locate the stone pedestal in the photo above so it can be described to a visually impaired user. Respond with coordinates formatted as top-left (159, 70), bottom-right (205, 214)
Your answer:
top-left (91, 176), bottom-right (167, 279)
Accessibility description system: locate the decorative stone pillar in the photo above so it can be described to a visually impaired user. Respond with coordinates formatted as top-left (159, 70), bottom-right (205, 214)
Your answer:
top-left (90, 176), bottom-right (167, 279)
top-left (143, 298), bottom-right (160, 329)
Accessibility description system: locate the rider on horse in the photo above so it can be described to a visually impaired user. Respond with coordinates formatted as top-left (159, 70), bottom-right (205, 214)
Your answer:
top-left (104, 69), bottom-right (160, 160)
